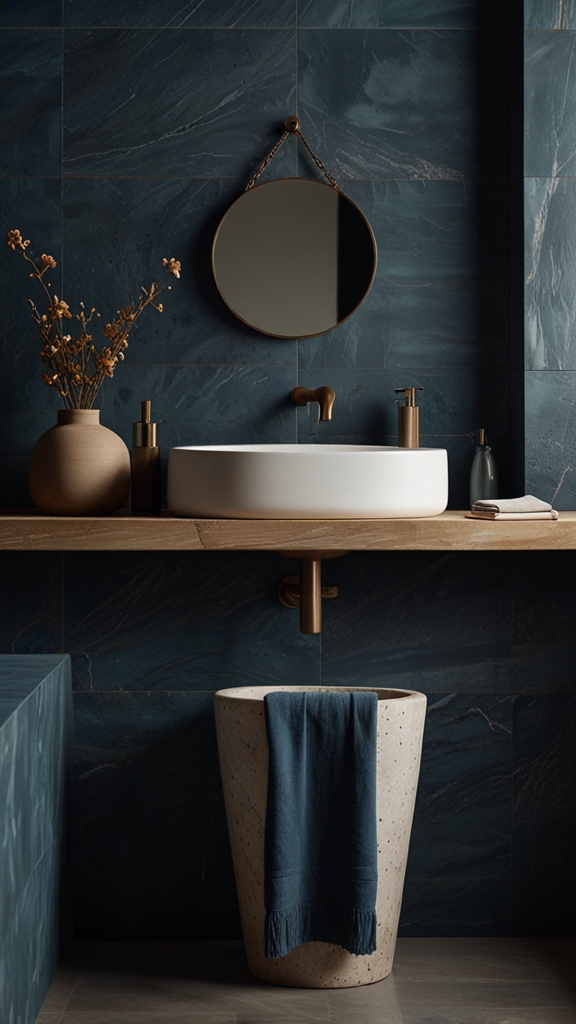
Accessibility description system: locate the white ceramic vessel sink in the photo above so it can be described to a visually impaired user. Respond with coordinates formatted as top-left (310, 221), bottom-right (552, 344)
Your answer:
top-left (167, 444), bottom-right (448, 519)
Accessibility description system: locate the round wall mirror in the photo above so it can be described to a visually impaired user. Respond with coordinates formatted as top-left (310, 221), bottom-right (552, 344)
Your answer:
top-left (212, 178), bottom-right (377, 339)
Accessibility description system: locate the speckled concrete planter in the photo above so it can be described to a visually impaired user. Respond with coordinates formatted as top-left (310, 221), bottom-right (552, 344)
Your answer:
top-left (214, 685), bottom-right (426, 989)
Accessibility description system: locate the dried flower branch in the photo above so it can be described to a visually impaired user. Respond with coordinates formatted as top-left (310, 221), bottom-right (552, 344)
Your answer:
top-left (7, 228), bottom-right (181, 409)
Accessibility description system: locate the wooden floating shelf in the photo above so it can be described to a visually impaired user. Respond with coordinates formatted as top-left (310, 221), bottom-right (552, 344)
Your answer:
top-left (1, 510), bottom-right (575, 552)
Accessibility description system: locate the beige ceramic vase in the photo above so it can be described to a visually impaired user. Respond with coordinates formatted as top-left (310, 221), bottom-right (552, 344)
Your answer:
top-left (29, 409), bottom-right (131, 515)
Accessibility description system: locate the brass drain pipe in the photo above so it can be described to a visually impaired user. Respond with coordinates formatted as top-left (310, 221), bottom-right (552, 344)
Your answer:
top-left (300, 558), bottom-right (322, 633)
top-left (277, 550), bottom-right (347, 634)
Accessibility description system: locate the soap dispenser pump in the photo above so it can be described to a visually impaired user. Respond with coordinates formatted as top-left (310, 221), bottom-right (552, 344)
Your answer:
top-left (469, 428), bottom-right (498, 506)
top-left (395, 387), bottom-right (423, 448)
top-left (131, 400), bottom-right (161, 515)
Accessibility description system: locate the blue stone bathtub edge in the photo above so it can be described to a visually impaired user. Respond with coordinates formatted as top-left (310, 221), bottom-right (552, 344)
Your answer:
top-left (0, 654), bottom-right (71, 732)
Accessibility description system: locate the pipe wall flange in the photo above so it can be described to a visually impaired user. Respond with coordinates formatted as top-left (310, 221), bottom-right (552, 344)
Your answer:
top-left (278, 575), bottom-right (339, 609)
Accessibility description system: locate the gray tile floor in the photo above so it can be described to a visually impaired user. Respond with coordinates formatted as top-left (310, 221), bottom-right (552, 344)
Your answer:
top-left (37, 938), bottom-right (576, 1024)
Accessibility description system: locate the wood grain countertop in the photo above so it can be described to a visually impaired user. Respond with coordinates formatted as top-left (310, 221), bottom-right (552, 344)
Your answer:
top-left (0, 510), bottom-right (574, 552)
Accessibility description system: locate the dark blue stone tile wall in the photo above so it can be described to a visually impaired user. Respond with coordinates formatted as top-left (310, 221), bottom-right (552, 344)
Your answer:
top-left (1, 0), bottom-right (575, 942)
top-left (2, 545), bottom-right (576, 940)
top-left (0, 3), bottom-right (510, 506)
top-left (525, 0), bottom-right (576, 30)
top-left (524, 22), bottom-right (576, 507)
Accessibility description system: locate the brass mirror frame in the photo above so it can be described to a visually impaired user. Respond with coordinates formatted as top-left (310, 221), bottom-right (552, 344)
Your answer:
top-left (211, 177), bottom-right (378, 340)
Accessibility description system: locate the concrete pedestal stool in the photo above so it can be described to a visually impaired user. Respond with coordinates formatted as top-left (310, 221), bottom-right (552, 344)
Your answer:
top-left (215, 685), bottom-right (426, 988)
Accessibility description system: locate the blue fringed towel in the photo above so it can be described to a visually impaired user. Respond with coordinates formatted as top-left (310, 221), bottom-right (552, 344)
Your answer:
top-left (263, 690), bottom-right (379, 959)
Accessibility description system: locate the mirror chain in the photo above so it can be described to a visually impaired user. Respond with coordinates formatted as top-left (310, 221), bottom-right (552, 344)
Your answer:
top-left (245, 125), bottom-right (341, 192)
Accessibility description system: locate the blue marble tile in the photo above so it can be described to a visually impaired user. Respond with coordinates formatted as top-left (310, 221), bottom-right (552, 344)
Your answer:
top-left (0, 660), bottom-right (71, 907)
top-left (399, 877), bottom-right (511, 937)
top-left (299, 0), bottom-right (508, 28)
top-left (0, 409), bottom-right (61, 456)
top-left (406, 695), bottom-right (511, 883)
top-left (298, 29), bottom-right (508, 180)
top-left (64, 0), bottom-right (296, 27)
top-left (512, 552), bottom-right (576, 694)
top-left (525, 178), bottom-right (576, 371)
top-left (525, 0), bottom-right (576, 29)
top-left (524, 370), bottom-right (576, 508)
top-left (0, 554), bottom-right (62, 652)
top-left (0, 178), bottom-right (63, 411)
top-left (73, 691), bottom-right (241, 938)
top-left (63, 29), bottom-right (296, 177)
top-left (0, 654), bottom-right (69, 725)
top-left (0, 0), bottom-right (60, 25)
top-left (0, 30), bottom-right (62, 176)
top-left (321, 552), bottom-right (512, 692)
top-left (298, 180), bottom-right (509, 372)
top-left (0, 0), bottom-right (61, 25)
top-left (513, 644), bottom-right (576, 695)
top-left (63, 176), bottom-right (298, 367)
top-left (0, 656), bottom-right (72, 1024)
top-left (525, 31), bottom-right (576, 178)
top-left (512, 695), bottom-right (576, 935)
top-left (0, 456), bottom-right (32, 508)
top-left (64, 551), bottom-right (320, 691)
top-left (33, 660), bottom-right (73, 858)
top-left (0, 839), bottom-right (65, 1024)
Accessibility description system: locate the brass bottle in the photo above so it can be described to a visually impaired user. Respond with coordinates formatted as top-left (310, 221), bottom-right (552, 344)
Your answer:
top-left (131, 400), bottom-right (161, 515)
top-left (395, 387), bottom-right (424, 448)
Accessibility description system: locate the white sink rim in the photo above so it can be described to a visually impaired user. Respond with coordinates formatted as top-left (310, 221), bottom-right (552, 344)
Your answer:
top-left (168, 443), bottom-right (449, 520)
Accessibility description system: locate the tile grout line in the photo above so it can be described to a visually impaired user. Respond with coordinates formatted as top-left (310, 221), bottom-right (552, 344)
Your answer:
top-left (0, 175), bottom-right (519, 181)
top-left (0, 24), bottom-right (514, 30)
top-left (58, 961), bottom-right (83, 1018)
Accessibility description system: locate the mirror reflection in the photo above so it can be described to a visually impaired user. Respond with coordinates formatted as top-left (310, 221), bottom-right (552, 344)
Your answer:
top-left (212, 178), bottom-right (377, 339)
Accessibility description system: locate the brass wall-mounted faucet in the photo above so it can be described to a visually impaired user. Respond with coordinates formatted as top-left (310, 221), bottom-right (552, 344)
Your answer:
top-left (291, 386), bottom-right (336, 421)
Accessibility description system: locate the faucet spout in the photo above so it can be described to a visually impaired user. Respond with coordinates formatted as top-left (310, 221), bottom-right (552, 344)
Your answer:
top-left (291, 385), bottom-right (336, 421)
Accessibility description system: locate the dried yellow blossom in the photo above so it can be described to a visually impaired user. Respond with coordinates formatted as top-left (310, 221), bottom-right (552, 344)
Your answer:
top-left (7, 229), bottom-right (30, 251)
top-left (51, 296), bottom-right (72, 319)
top-left (162, 257), bottom-right (181, 278)
top-left (8, 230), bottom-right (180, 409)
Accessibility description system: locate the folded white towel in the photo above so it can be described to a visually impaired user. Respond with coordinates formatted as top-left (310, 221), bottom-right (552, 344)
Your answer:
top-left (466, 511), bottom-right (559, 520)
top-left (466, 495), bottom-right (558, 521)
top-left (472, 495), bottom-right (554, 514)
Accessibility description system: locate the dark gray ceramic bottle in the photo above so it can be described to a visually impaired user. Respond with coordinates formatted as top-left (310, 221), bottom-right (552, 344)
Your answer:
top-left (470, 429), bottom-right (498, 506)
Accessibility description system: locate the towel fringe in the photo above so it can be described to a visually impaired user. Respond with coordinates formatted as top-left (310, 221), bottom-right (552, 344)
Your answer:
top-left (265, 900), bottom-right (377, 959)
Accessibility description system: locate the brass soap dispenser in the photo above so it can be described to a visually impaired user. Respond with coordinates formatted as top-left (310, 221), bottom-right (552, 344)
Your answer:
top-left (131, 400), bottom-right (161, 515)
top-left (395, 387), bottom-right (424, 448)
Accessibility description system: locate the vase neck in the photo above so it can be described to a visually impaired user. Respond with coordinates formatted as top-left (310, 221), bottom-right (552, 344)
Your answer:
top-left (57, 409), bottom-right (101, 425)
